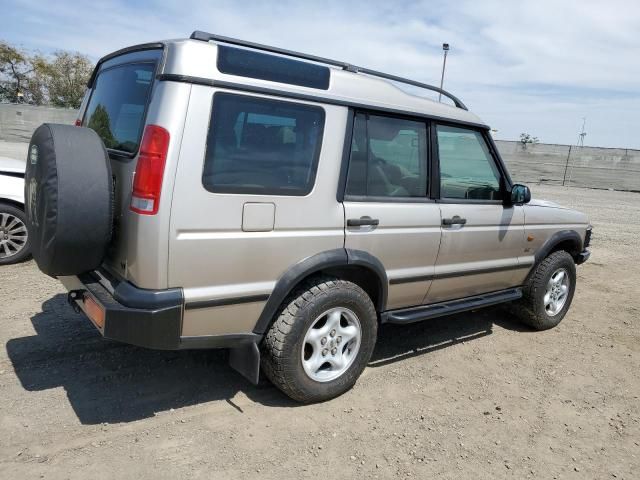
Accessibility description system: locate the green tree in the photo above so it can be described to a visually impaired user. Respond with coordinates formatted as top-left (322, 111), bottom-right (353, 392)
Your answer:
top-left (519, 132), bottom-right (539, 149)
top-left (0, 41), bottom-right (93, 107)
top-left (0, 42), bottom-right (38, 103)
top-left (38, 51), bottom-right (93, 108)
top-left (87, 104), bottom-right (116, 148)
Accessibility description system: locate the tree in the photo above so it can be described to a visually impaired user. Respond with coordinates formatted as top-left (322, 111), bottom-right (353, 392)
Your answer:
top-left (0, 42), bottom-right (37, 103)
top-left (519, 132), bottom-right (539, 149)
top-left (38, 51), bottom-right (93, 108)
top-left (0, 41), bottom-right (93, 108)
top-left (87, 104), bottom-right (115, 148)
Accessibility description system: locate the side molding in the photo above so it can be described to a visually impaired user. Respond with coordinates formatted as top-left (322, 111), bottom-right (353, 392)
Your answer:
top-left (252, 248), bottom-right (388, 335)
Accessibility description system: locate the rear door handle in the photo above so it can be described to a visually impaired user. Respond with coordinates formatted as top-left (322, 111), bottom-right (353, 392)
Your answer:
top-left (347, 217), bottom-right (380, 227)
top-left (442, 215), bottom-right (467, 226)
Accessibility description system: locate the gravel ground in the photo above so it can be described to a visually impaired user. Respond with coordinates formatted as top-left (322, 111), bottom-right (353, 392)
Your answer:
top-left (0, 184), bottom-right (638, 479)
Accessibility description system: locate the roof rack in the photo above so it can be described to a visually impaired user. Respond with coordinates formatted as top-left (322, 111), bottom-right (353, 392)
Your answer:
top-left (190, 31), bottom-right (468, 111)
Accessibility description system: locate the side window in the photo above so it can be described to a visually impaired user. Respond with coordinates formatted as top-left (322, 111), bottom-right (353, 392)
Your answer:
top-left (436, 125), bottom-right (503, 200)
top-left (203, 93), bottom-right (325, 196)
top-left (346, 113), bottom-right (427, 198)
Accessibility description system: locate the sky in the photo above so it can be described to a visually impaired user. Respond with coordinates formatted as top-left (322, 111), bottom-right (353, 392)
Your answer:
top-left (3, 0), bottom-right (640, 148)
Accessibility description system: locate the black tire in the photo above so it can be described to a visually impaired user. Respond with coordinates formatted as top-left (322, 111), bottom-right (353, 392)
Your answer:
top-left (24, 124), bottom-right (113, 277)
top-left (516, 250), bottom-right (576, 330)
top-left (261, 276), bottom-right (378, 403)
top-left (0, 203), bottom-right (31, 265)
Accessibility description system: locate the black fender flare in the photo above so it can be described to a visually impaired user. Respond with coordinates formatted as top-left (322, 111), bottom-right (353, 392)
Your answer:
top-left (345, 248), bottom-right (388, 311)
top-left (252, 248), bottom-right (388, 335)
top-left (534, 230), bottom-right (583, 265)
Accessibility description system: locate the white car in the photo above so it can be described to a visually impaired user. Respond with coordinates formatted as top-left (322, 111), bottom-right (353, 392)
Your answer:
top-left (0, 156), bottom-right (30, 264)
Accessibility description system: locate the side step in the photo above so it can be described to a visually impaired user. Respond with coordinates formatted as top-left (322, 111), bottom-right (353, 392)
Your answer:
top-left (382, 288), bottom-right (522, 325)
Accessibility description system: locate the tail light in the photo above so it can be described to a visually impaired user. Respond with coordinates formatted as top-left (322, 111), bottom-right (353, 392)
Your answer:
top-left (130, 125), bottom-right (170, 215)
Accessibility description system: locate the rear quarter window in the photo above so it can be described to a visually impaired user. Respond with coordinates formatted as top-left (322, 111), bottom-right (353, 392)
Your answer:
top-left (203, 93), bottom-right (325, 196)
top-left (217, 45), bottom-right (331, 90)
top-left (84, 62), bottom-right (156, 154)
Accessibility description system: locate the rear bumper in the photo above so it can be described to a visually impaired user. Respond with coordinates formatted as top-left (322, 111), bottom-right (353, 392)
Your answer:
top-left (60, 270), bottom-right (260, 351)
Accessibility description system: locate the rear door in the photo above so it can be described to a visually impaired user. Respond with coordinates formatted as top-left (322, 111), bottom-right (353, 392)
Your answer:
top-left (169, 88), bottom-right (346, 336)
top-left (343, 112), bottom-right (441, 310)
top-left (425, 125), bottom-right (527, 303)
top-left (81, 48), bottom-right (167, 285)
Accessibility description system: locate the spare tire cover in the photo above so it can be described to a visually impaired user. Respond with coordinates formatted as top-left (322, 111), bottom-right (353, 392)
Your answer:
top-left (25, 123), bottom-right (113, 277)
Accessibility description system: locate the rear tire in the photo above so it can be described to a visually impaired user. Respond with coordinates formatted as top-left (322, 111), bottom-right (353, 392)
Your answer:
top-left (261, 276), bottom-right (377, 403)
top-left (516, 250), bottom-right (576, 330)
top-left (0, 203), bottom-right (31, 265)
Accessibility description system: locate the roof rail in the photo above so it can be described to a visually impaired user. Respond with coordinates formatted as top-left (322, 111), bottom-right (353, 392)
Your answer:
top-left (190, 31), bottom-right (468, 111)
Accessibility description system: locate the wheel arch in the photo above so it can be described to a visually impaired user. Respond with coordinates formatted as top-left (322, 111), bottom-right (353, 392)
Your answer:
top-left (0, 198), bottom-right (25, 212)
top-left (534, 229), bottom-right (583, 266)
top-left (252, 249), bottom-right (388, 335)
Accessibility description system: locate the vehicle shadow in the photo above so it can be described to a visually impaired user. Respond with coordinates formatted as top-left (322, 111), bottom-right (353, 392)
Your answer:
top-left (6, 294), bottom-right (529, 425)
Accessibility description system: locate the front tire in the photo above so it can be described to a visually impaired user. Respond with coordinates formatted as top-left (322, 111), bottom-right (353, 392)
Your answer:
top-left (516, 250), bottom-right (576, 330)
top-left (261, 276), bottom-right (377, 403)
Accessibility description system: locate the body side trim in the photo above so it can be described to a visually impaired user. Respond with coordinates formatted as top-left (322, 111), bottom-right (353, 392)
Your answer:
top-left (184, 294), bottom-right (270, 310)
top-left (0, 171), bottom-right (25, 179)
top-left (388, 261), bottom-right (533, 285)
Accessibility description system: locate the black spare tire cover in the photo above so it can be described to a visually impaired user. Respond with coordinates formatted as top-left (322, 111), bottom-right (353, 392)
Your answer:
top-left (25, 123), bottom-right (113, 277)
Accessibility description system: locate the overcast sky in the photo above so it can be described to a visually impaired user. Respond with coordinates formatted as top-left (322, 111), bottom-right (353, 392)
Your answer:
top-left (4, 0), bottom-right (639, 148)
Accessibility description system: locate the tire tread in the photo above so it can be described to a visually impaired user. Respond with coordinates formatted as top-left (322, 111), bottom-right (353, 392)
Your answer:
top-left (516, 250), bottom-right (576, 330)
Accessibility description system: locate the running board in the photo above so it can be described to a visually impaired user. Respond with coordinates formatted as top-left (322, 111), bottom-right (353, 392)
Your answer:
top-left (382, 288), bottom-right (522, 325)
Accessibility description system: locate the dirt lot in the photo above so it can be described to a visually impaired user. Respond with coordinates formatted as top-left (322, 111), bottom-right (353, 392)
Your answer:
top-left (1, 184), bottom-right (638, 479)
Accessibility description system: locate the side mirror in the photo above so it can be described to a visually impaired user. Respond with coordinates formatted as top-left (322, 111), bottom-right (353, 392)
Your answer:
top-left (510, 183), bottom-right (531, 205)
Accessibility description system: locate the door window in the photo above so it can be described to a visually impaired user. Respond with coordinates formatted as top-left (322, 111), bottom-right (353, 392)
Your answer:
top-left (436, 125), bottom-right (503, 200)
top-left (203, 93), bottom-right (325, 196)
top-left (345, 113), bottom-right (427, 198)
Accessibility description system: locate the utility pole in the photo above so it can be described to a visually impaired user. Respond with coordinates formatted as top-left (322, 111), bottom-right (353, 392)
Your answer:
top-left (438, 43), bottom-right (449, 102)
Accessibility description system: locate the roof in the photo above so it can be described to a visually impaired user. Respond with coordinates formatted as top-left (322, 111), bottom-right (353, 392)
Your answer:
top-left (154, 37), bottom-right (488, 129)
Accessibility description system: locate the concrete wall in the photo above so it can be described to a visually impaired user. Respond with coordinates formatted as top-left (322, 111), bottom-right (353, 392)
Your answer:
top-left (495, 140), bottom-right (640, 192)
top-left (0, 104), bottom-right (78, 143)
top-left (1, 104), bottom-right (638, 191)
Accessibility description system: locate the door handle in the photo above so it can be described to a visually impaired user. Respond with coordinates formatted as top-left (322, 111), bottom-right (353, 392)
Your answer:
top-left (347, 217), bottom-right (380, 227)
top-left (442, 215), bottom-right (467, 226)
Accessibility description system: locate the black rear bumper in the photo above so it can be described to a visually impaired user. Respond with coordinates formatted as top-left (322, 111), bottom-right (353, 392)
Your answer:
top-left (65, 271), bottom-right (259, 351)
top-left (68, 273), bottom-right (185, 350)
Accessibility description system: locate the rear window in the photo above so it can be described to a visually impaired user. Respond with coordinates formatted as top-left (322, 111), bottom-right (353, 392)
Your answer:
top-left (203, 93), bottom-right (325, 196)
top-left (84, 62), bottom-right (155, 154)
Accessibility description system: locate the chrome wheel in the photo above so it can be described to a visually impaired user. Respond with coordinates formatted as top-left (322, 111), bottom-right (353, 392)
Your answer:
top-left (0, 211), bottom-right (28, 260)
top-left (544, 268), bottom-right (570, 316)
top-left (301, 307), bottom-right (362, 382)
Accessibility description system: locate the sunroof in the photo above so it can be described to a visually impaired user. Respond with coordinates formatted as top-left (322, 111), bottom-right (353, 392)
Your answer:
top-left (217, 45), bottom-right (330, 90)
